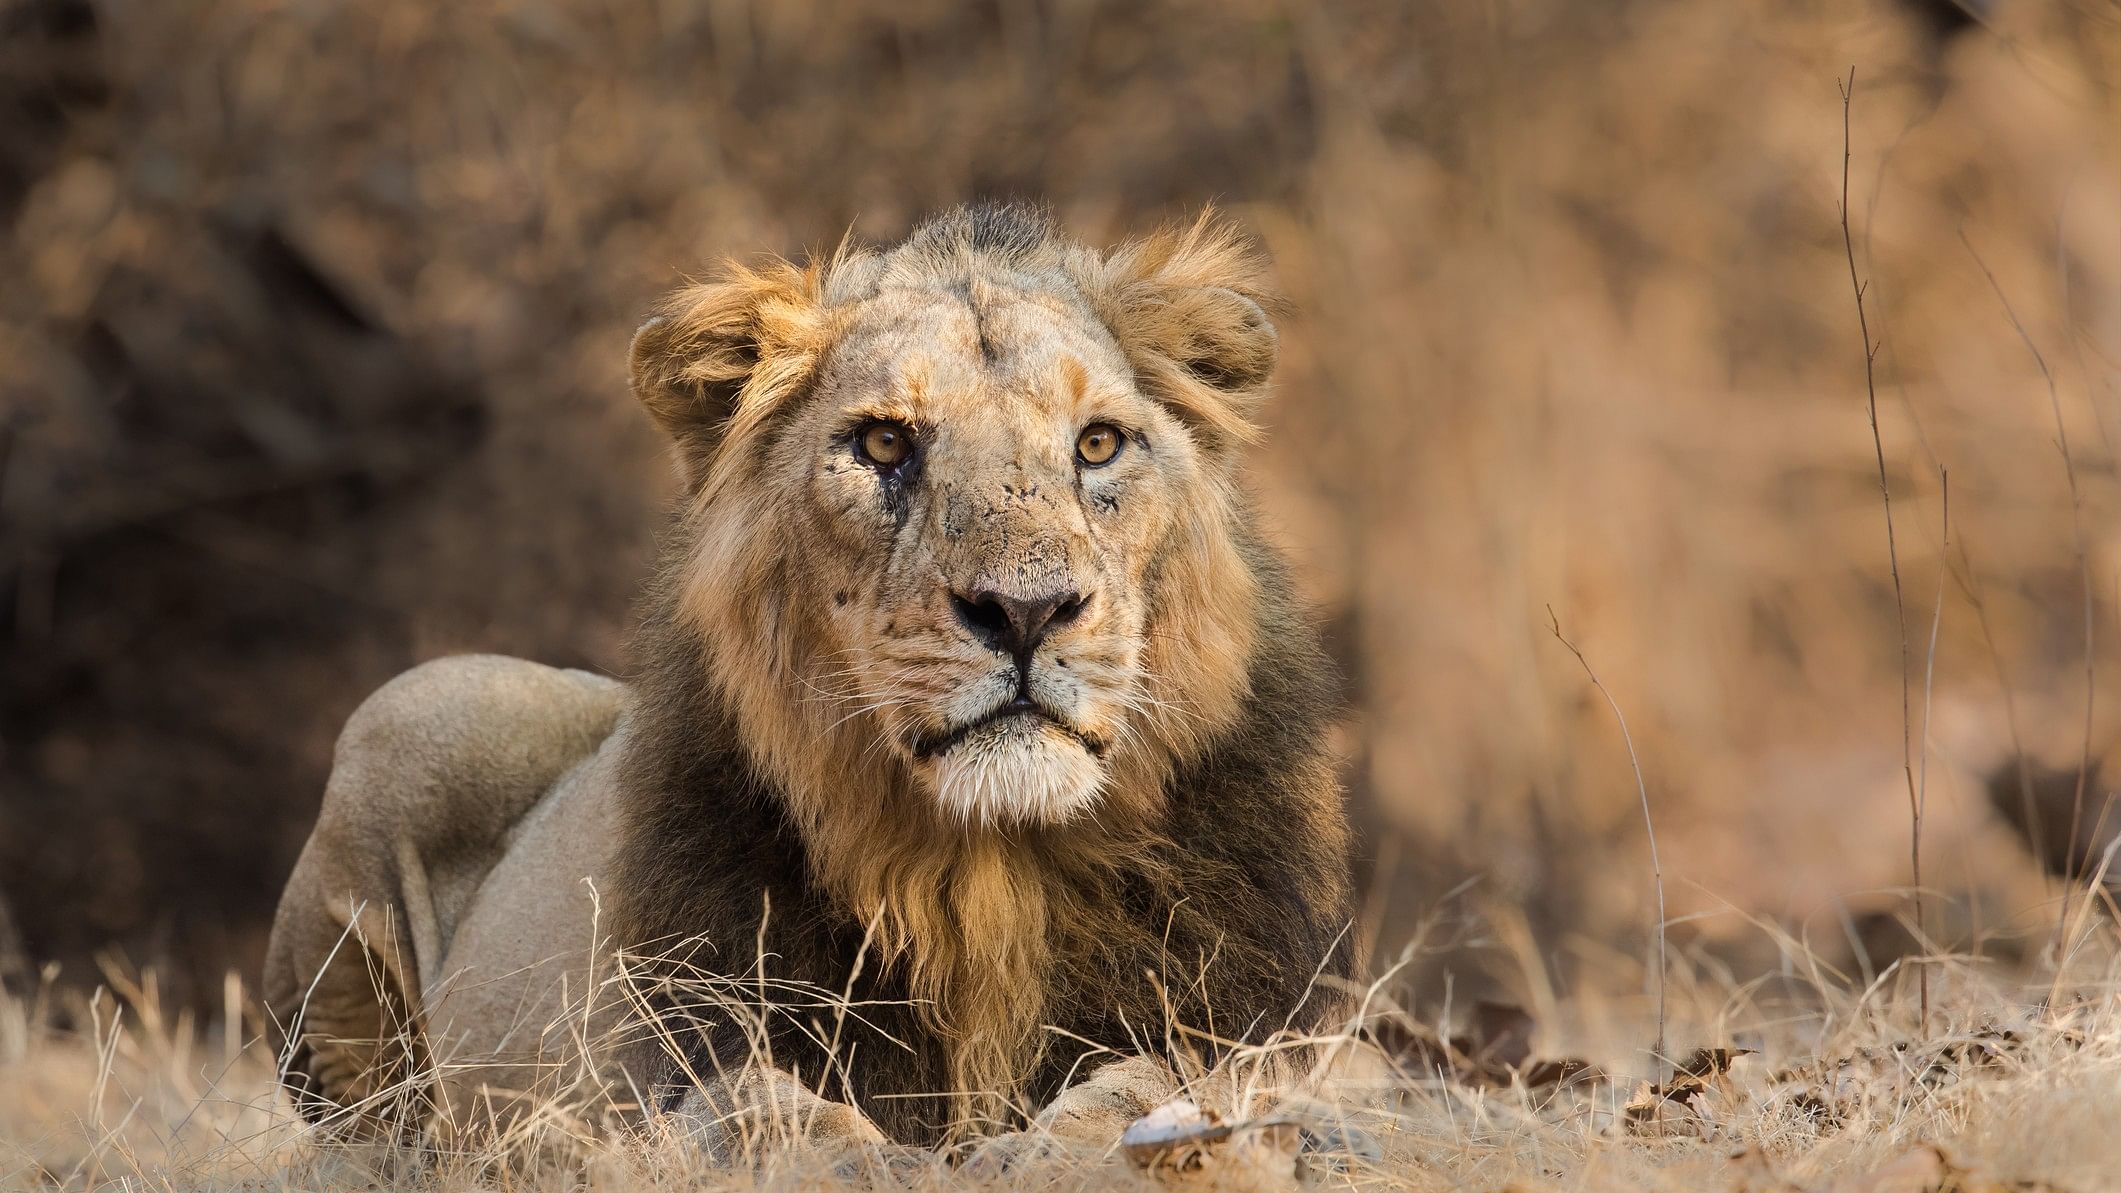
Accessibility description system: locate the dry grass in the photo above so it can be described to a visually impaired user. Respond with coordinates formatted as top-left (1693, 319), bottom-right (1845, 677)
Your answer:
top-left (9, 916), bottom-right (2121, 1192)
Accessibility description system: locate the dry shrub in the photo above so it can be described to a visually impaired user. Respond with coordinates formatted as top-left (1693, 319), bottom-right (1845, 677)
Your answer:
top-left (1261, 2), bottom-right (2121, 977)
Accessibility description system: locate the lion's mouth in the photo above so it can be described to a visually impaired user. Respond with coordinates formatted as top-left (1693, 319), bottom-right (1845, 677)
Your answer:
top-left (911, 697), bottom-right (1108, 761)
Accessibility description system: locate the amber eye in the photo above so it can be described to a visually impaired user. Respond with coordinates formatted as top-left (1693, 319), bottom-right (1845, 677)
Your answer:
top-left (857, 421), bottom-right (915, 468)
top-left (1076, 423), bottom-right (1123, 467)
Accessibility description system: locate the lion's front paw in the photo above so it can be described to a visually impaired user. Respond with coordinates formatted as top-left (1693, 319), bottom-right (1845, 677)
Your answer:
top-left (665, 1072), bottom-right (890, 1166)
top-left (959, 1129), bottom-right (1098, 1180)
top-left (1033, 1055), bottom-right (1182, 1144)
top-left (831, 1139), bottom-right (941, 1184)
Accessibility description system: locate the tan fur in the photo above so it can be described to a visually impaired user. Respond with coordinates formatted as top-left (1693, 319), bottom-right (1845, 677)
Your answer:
top-left (626, 207), bottom-right (1281, 1122)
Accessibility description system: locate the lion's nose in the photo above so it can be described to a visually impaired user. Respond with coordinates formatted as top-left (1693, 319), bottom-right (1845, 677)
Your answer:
top-left (951, 587), bottom-right (1088, 663)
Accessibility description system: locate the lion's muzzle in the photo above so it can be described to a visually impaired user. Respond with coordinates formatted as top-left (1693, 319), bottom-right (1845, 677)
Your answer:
top-left (948, 587), bottom-right (1089, 664)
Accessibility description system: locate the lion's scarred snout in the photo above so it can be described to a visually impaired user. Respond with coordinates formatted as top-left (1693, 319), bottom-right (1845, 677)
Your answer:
top-left (949, 586), bottom-right (1088, 664)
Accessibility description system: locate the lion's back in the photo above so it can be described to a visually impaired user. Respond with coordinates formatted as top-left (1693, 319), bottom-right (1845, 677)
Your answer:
top-left (312, 654), bottom-right (625, 853)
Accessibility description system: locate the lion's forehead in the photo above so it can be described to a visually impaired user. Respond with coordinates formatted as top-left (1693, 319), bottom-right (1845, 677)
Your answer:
top-left (823, 284), bottom-right (1132, 409)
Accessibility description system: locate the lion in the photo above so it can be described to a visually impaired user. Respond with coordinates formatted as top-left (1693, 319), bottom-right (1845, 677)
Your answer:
top-left (262, 203), bottom-right (1357, 1160)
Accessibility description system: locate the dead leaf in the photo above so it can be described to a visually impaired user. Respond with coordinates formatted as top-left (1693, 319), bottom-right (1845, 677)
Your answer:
top-left (1623, 1080), bottom-right (1708, 1138)
top-left (1365, 1007), bottom-right (1605, 1092)
top-left (1624, 1045), bottom-right (1751, 1111)
top-left (1674, 1047), bottom-right (1754, 1080)
top-left (1520, 1057), bottom-right (1603, 1088)
top-left (1621, 1048), bottom-right (1756, 1139)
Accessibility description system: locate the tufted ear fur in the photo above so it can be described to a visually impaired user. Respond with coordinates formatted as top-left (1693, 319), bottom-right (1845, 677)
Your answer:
top-left (629, 258), bottom-right (830, 486)
top-left (1093, 210), bottom-right (1282, 455)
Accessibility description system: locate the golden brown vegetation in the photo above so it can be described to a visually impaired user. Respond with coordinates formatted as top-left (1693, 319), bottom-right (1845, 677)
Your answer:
top-left (11, 929), bottom-right (2121, 1191)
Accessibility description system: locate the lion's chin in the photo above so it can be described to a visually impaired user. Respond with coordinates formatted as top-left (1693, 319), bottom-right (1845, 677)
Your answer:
top-left (927, 717), bottom-right (1105, 827)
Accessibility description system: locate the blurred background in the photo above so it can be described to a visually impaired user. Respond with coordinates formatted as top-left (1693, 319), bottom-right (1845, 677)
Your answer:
top-left (2, 0), bottom-right (2119, 1012)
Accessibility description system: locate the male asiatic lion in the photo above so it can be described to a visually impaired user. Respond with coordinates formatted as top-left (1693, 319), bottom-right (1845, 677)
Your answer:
top-left (263, 203), bottom-right (1356, 1160)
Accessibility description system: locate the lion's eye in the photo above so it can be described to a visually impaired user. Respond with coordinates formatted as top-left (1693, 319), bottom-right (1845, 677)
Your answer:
top-left (1076, 423), bottom-right (1123, 467)
top-left (857, 421), bottom-right (915, 468)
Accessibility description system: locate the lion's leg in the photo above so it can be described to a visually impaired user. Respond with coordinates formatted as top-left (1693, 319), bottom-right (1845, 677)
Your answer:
top-left (1031, 1054), bottom-right (1183, 1143)
top-left (267, 892), bottom-right (432, 1139)
top-left (960, 1055), bottom-right (1182, 1173)
top-left (660, 1057), bottom-right (1180, 1169)
top-left (263, 656), bottom-right (626, 1140)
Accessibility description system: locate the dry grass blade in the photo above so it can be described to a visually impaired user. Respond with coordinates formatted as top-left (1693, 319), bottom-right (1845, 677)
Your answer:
top-left (1914, 471), bottom-right (1947, 1005)
top-left (1547, 606), bottom-right (1666, 1077)
top-left (1959, 227), bottom-right (2103, 951)
top-left (1838, 65), bottom-right (1927, 1030)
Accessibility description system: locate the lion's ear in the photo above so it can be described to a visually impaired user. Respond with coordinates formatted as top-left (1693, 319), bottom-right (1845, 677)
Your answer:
top-left (1095, 211), bottom-right (1281, 454)
top-left (629, 261), bottom-right (825, 485)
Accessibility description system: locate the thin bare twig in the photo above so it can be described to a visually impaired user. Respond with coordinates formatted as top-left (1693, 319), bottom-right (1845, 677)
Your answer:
top-left (1863, 172), bottom-right (2051, 908)
top-left (1546, 607), bottom-right (1664, 1075)
top-left (1960, 227), bottom-right (2101, 948)
top-left (1838, 66), bottom-right (1926, 1027)
top-left (1952, 538), bottom-right (2049, 900)
top-left (1917, 472), bottom-right (1948, 975)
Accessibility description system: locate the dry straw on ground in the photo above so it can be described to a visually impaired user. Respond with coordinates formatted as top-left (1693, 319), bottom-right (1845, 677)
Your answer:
top-left (8, 922), bottom-right (2121, 1192)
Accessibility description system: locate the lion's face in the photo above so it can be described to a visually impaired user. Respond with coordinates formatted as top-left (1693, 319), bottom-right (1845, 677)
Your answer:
top-left (632, 207), bottom-right (1276, 830)
top-left (778, 287), bottom-right (1206, 825)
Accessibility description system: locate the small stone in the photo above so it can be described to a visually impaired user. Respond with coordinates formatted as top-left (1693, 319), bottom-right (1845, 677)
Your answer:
top-left (1121, 1099), bottom-right (1233, 1168)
